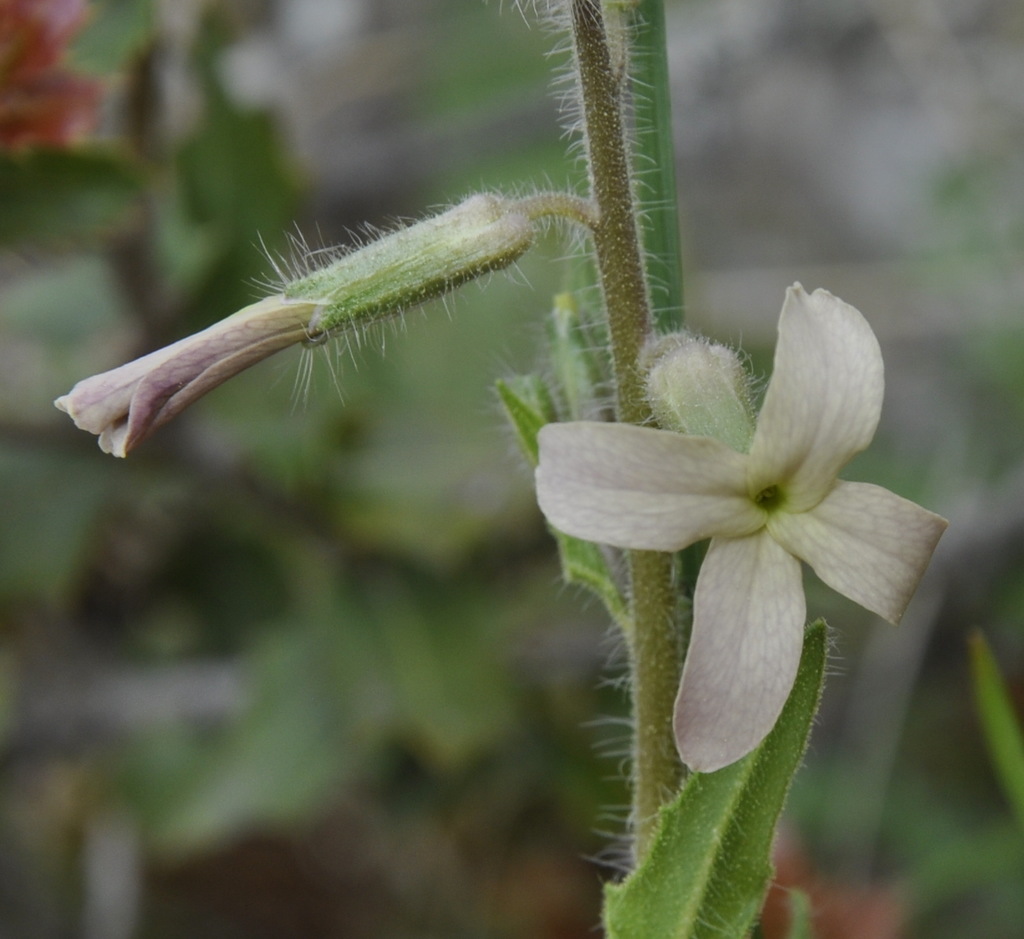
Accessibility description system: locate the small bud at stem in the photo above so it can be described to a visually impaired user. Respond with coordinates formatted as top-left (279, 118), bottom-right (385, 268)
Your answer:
top-left (644, 332), bottom-right (756, 452)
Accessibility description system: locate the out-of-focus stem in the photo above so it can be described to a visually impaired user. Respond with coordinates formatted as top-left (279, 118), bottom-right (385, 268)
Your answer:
top-left (629, 0), bottom-right (685, 331)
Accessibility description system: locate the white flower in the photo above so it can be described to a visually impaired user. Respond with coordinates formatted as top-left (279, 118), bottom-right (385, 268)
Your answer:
top-left (55, 295), bottom-right (318, 457)
top-left (536, 284), bottom-right (947, 772)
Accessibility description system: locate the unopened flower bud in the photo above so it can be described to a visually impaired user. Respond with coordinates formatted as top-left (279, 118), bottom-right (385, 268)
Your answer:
top-left (644, 332), bottom-right (755, 453)
top-left (56, 193), bottom-right (539, 456)
top-left (55, 296), bottom-right (319, 457)
top-left (289, 194), bottom-right (535, 336)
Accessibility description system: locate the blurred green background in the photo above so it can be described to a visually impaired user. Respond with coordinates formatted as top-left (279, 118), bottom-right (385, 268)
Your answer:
top-left (1, 1), bottom-right (1023, 937)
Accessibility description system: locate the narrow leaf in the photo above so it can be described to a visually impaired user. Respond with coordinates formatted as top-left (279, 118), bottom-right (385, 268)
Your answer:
top-left (628, 0), bottom-right (685, 331)
top-left (969, 630), bottom-right (1024, 835)
top-left (497, 375), bottom-right (629, 631)
top-left (603, 621), bottom-right (828, 939)
top-left (785, 889), bottom-right (814, 939)
top-left (554, 530), bottom-right (631, 633)
top-left (495, 375), bottom-right (557, 466)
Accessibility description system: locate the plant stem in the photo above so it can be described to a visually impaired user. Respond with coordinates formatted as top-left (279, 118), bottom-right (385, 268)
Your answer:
top-left (516, 191), bottom-right (598, 228)
top-left (629, 548), bottom-right (683, 857)
top-left (571, 0), bottom-right (652, 427)
top-left (570, 0), bottom-right (681, 861)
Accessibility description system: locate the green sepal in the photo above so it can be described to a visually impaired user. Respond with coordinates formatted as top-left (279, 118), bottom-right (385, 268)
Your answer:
top-left (496, 375), bottom-right (629, 632)
top-left (969, 630), bottom-right (1024, 835)
top-left (287, 195), bottom-right (534, 335)
top-left (603, 620), bottom-right (828, 939)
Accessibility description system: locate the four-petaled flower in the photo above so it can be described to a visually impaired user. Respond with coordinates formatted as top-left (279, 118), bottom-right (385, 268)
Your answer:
top-left (536, 284), bottom-right (947, 772)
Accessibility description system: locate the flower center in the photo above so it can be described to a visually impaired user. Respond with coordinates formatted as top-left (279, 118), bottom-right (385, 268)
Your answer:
top-left (754, 484), bottom-right (785, 512)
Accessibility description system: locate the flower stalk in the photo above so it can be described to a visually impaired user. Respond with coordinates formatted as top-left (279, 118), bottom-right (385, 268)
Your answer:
top-left (570, 0), bottom-right (652, 426)
top-left (569, 0), bottom-right (682, 859)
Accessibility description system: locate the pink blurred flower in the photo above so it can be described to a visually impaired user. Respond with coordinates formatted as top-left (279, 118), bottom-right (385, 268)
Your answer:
top-left (0, 0), bottom-right (101, 148)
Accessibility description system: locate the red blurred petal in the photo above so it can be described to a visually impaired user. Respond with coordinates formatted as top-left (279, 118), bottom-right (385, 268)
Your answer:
top-left (0, 73), bottom-right (100, 147)
top-left (0, 0), bottom-right (87, 79)
top-left (0, 0), bottom-right (100, 148)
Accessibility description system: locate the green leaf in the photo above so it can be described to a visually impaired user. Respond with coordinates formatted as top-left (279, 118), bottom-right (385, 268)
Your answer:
top-left (496, 374), bottom-right (557, 466)
top-left (0, 446), bottom-right (122, 602)
top-left (366, 577), bottom-right (521, 770)
top-left (784, 889), bottom-right (814, 939)
top-left (496, 374), bottom-right (629, 630)
top-left (554, 530), bottom-right (631, 633)
top-left (493, 372), bottom-right (626, 630)
top-left (969, 630), bottom-right (1024, 836)
top-left (117, 633), bottom-right (352, 854)
top-left (0, 149), bottom-right (143, 245)
top-left (603, 620), bottom-right (828, 939)
top-left (628, 0), bottom-right (685, 331)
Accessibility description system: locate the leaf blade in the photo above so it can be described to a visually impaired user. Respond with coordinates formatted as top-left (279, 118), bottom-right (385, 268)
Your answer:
top-left (603, 620), bottom-right (828, 939)
top-left (969, 630), bottom-right (1024, 835)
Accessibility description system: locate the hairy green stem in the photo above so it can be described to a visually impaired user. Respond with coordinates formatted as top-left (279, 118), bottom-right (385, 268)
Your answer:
top-left (517, 190), bottom-right (599, 228)
top-left (629, 549), bottom-right (683, 857)
top-left (571, 0), bottom-right (652, 427)
top-left (570, 0), bottom-right (681, 861)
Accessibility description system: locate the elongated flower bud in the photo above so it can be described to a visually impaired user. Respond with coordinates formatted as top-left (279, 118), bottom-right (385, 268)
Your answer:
top-left (55, 194), bottom-right (538, 455)
top-left (55, 296), bottom-right (319, 457)
top-left (290, 194), bottom-right (535, 336)
top-left (644, 332), bottom-right (756, 453)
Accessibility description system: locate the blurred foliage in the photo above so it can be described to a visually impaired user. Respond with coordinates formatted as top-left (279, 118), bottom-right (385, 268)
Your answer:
top-left (1, 1), bottom-right (1024, 938)
top-left (0, 150), bottom-right (144, 245)
top-left (0, 3), bottom-right (617, 937)
top-left (970, 631), bottom-right (1024, 836)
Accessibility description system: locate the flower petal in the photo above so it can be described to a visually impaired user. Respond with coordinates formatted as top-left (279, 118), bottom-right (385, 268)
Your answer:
top-left (768, 480), bottom-right (947, 624)
top-left (55, 341), bottom-right (187, 454)
top-left (535, 422), bottom-right (764, 551)
top-left (122, 301), bottom-right (314, 452)
top-left (674, 532), bottom-right (806, 772)
top-left (748, 285), bottom-right (884, 511)
top-left (55, 296), bottom-right (316, 456)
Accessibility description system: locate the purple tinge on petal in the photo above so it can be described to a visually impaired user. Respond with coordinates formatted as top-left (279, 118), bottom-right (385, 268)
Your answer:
top-left (674, 532), bottom-right (806, 773)
top-left (55, 296), bottom-right (316, 456)
top-left (535, 422), bottom-right (763, 552)
top-left (768, 479), bottom-right (948, 624)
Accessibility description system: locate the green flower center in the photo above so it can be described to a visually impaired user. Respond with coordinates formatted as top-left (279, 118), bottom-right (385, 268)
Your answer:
top-left (754, 484), bottom-right (785, 512)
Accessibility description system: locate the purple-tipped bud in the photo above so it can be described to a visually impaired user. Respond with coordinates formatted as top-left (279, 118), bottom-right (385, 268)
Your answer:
top-left (55, 295), bottom-right (318, 457)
